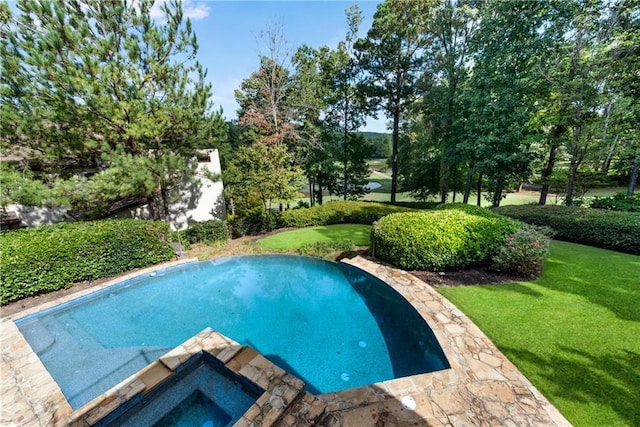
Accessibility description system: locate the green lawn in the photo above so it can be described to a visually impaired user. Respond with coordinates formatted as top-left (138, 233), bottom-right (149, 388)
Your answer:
top-left (257, 224), bottom-right (371, 250)
top-left (438, 241), bottom-right (640, 427)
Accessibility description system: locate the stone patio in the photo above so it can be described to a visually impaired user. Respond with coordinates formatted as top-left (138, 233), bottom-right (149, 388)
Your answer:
top-left (0, 256), bottom-right (572, 426)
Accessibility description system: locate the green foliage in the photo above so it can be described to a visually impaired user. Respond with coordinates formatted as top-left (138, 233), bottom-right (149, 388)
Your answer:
top-left (366, 133), bottom-right (391, 159)
top-left (589, 193), bottom-right (640, 212)
top-left (372, 208), bottom-right (518, 271)
top-left (0, 164), bottom-right (52, 209)
top-left (494, 205), bottom-right (640, 255)
top-left (0, 220), bottom-right (174, 304)
top-left (180, 220), bottom-right (229, 244)
top-left (383, 201), bottom-right (442, 210)
top-left (2, 0), bottom-right (217, 220)
top-left (355, 0), bottom-right (427, 202)
top-left (296, 240), bottom-right (356, 259)
top-left (229, 209), bottom-right (278, 238)
top-left (225, 141), bottom-right (304, 230)
top-left (278, 201), bottom-right (413, 227)
top-left (435, 203), bottom-right (502, 218)
top-left (490, 224), bottom-right (553, 278)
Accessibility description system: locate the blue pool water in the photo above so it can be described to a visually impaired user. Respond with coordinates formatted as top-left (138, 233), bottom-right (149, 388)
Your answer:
top-left (102, 354), bottom-right (261, 427)
top-left (16, 255), bottom-right (449, 409)
top-left (157, 391), bottom-right (231, 427)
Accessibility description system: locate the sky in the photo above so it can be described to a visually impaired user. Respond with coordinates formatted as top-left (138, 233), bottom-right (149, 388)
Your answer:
top-left (161, 0), bottom-right (387, 132)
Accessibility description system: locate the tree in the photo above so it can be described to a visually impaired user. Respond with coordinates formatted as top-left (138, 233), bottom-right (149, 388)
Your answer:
top-left (224, 141), bottom-right (303, 230)
top-left (604, 0), bottom-right (640, 195)
top-left (321, 5), bottom-right (368, 200)
top-left (356, 0), bottom-right (428, 203)
top-left (235, 23), bottom-right (297, 147)
top-left (290, 45), bottom-right (331, 206)
top-left (1, 0), bottom-right (214, 222)
top-left (399, 0), bottom-right (478, 203)
top-left (462, 0), bottom-right (549, 207)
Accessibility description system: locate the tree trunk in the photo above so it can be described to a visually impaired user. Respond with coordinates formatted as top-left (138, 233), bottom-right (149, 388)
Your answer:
top-left (602, 135), bottom-right (618, 173)
top-left (492, 176), bottom-right (503, 208)
top-left (565, 158), bottom-right (578, 206)
top-left (147, 195), bottom-right (161, 221)
top-left (439, 156), bottom-right (449, 204)
top-left (462, 167), bottom-right (473, 204)
top-left (309, 177), bottom-right (315, 206)
top-left (628, 160), bottom-right (639, 196)
top-left (317, 175), bottom-right (323, 205)
top-left (343, 81), bottom-right (349, 201)
top-left (539, 143), bottom-right (558, 205)
top-left (160, 184), bottom-right (172, 225)
top-left (390, 109), bottom-right (400, 203)
top-left (476, 173), bottom-right (483, 207)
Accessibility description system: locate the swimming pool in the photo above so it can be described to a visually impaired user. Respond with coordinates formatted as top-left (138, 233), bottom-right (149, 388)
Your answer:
top-left (16, 255), bottom-right (449, 409)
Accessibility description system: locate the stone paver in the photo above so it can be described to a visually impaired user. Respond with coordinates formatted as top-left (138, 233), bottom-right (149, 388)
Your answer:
top-left (0, 256), bottom-right (572, 426)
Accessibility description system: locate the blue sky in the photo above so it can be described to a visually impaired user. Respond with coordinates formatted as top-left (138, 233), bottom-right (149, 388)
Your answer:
top-left (168, 0), bottom-right (387, 132)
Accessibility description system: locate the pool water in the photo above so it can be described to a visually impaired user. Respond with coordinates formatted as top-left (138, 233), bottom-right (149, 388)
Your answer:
top-left (156, 391), bottom-right (231, 427)
top-left (16, 255), bottom-right (449, 409)
top-left (101, 354), bottom-right (261, 427)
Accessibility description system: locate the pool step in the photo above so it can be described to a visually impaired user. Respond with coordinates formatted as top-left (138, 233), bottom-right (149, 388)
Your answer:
top-left (65, 346), bottom-right (174, 409)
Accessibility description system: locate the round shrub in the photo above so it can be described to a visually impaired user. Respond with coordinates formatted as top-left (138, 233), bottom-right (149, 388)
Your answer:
top-left (490, 224), bottom-right (552, 278)
top-left (372, 209), bottom-right (517, 271)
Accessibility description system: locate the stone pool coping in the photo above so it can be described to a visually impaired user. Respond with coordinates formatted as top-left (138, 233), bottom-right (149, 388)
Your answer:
top-left (0, 256), bottom-right (572, 426)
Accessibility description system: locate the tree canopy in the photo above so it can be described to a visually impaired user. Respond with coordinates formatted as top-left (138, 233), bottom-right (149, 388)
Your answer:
top-left (1, 0), bottom-right (222, 220)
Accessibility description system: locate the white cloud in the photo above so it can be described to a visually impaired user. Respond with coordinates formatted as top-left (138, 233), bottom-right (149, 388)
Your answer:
top-left (150, 0), bottom-right (210, 21)
top-left (183, 2), bottom-right (210, 19)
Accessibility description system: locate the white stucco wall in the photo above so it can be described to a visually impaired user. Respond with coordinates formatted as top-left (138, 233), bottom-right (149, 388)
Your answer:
top-left (5, 204), bottom-right (69, 228)
top-left (169, 149), bottom-right (226, 231)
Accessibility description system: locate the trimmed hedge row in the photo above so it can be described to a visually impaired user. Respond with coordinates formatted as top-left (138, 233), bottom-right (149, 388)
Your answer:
top-left (279, 201), bottom-right (414, 227)
top-left (493, 205), bottom-right (640, 255)
top-left (0, 219), bottom-right (175, 304)
top-left (372, 207), bottom-right (518, 271)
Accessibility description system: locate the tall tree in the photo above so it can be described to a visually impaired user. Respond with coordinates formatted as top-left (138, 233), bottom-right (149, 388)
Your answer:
top-left (356, 0), bottom-right (428, 202)
top-left (463, 0), bottom-right (549, 207)
top-left (601, 0), bottom-right (640, 195)
top-left (321, 5), bottom-right (368, 200)
top-left (1, 0), bottom-right (214, 222)
top-left (400, 0), bottom-right (478, 203)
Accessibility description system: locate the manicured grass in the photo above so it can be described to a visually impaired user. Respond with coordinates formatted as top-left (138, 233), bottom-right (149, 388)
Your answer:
top-left (257, 224), bottom-right (371, 250)
top-left (437, 241), bottom-right (640, 427)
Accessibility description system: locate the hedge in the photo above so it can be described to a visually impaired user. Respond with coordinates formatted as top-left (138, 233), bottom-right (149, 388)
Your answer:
top-left (372, 208), bottom-right (518, 271)
top-left (0, 219), bottom-right (175, 304)
top-left (493, 205), bottom-right (640, 255)
top-left (589, 193), bottom-right (640, 212)
top-left (180, 220), bottom-right (229, 244)
top-left (279, 201), bottom-right (415, 227)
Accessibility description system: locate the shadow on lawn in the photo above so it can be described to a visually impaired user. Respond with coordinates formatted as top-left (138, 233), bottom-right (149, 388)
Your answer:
top-left (537, 257), bottom-right (640, 322)
top-left (502, 345), bottom-right (640, 426)
top-left (481, 282), bottom-right (545, 297)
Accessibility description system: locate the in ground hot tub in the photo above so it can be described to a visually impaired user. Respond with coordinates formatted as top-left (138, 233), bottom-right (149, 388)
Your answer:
top-left (98, 351), bottom-right (262, 426)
